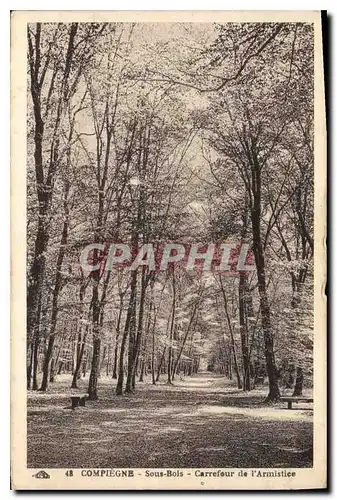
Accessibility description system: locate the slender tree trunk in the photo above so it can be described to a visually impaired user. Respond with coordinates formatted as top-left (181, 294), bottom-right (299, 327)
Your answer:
top-left (40, 182), bottom-right (70, 392)
top-left (51, 334), bottom-right (64, 383)
top-left (100, 345), bottom-right (107, 378)
top-left (156, 347), bottom-right (166, 382)
top-left (27, 23), bottom-right (79, 361)
top-left (137, 296), bottom-right (152, 385)
top-left (167, 272), bottom-right (176, 385)
top-left (151, 309), bottom-right (157, 385)
top-left (40, 334), bottom-right (55, 391)
top-left (126, 270), bottom-right (147, 393)
top-left (75, 284), bottom-right (88, 372)
top-left (254, 256), bottom-right (280, 401)
top-left (32, 334), bottom-right (40, 391)
top-left (49, 359), bottom-right (55, 382)
top-left (27, 343), bottom-right (34, 390)
top-left (239, 274), bottom-right (251, 391)
top-left (106, 349), bottom-right (110, 377)
top-left (31, 292), bottom-right (43, 390)
top-left (250, 158), bottom-right (280, 402)
top-left (292, 366), bottom-right (304, 396)
top-left (116, 271), bottom-right (137, 395)
top-left (88, 274), bottom-right (101, 400)
top-left (112, 295), bottom-right (124, 379)
top-left (26, 32), bottom-right (49, 356)
top-left (219, 277), bottom-right (242, 389)
top-left (71, 327), bottom-right (83, 388)
top-left (228, 350), bottom-right (233, 380)
top-left (71, 324), bottom-right (89, 388)
top-left (124, 270), bottom-right (138, 394)
top-left (173, 289), bottom-right (202, 378)
top-left (139, 358), bottom-right (145, 382)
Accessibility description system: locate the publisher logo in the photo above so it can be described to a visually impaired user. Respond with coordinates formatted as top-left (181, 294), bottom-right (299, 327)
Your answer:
top-left (32, 470), bottom-right (50, 479)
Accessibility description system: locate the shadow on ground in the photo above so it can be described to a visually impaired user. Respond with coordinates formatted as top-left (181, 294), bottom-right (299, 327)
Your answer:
top-left (27, 373), bottom-right (313, 469)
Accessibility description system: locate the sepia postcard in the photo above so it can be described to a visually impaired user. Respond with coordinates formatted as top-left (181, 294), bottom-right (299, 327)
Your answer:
top-left (11, 10), bottom-right (327, 490)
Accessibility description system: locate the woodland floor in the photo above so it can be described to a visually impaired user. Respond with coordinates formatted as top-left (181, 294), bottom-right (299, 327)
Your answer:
top-left (27, 373), bottom-right (313, 469)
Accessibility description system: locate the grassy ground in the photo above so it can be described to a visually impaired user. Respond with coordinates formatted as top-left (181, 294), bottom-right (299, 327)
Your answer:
top-left (27, 373), bottom-right (313, 469)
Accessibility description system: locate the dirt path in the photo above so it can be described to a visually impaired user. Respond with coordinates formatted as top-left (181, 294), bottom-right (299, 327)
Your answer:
top-left (27, 373), bottom-right (313, 468)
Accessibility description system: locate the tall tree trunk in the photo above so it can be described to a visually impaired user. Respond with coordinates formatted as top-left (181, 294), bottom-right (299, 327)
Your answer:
top-left (253, 242), bottom-right (280, 401)
top-left (151, 308), bottom-right (157, 385)
top-left (27, 343), bottom-right (34, 390)
top-left (26, 27), bottom-right (49, 357)
top-left (228, 349), bottom-right (233, 380)
top-left (219, 276), bottom-right (242, 389)
top-left (250, 156), bottom-right (280, 402)
top-left (156, 347), bottom-right (166, 382)
top-left (139, 357), bottom-right (145, 382)
top-left (126, 270), bottom-right (147, 393)
top-left (70, 284), bottom-right (89, 388)
top-left (116, 271), bottom-right (137, 395)
top-left (112, 294), bottom-right (124, 379)
top-left (124, 270), bottom-right (138, 394)
top-left (138, 303), bottom-right (152, 384)
top-left (32, 334), bottom-right (40, 391)
top-left (173, 287), bottom-right (202, 378)
top-left (100, 345), bottom-right (107, 378)
top-left (167, 272), bottom-right (176, 385)
top-left (40, 181), bottom-right (70, 391)
top-left (30, 292), bottom-right (43, 390)
top-left (27, 23), bottom-right (79, 356)
top-left (112, 338), bottom-right (119, 380)
top-left (88, 338), bottom-right (101, 399)
top-left (239, 274), bottom-right (251, 391)
top-left (88, 274), bottom-right (101, 400)
top-left (87, 192), bottom-right (112, 398)
top-left (71, 328), bottom-right (83, 389)
top-left (49, 359), bottom-right (55, 382)
top-left (71, 325), bottom-right (89, 389)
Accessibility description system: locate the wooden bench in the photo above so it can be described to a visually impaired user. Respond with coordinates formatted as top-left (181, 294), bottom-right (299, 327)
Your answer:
top-left (70, 394), bottom-right (88, 410)
top-left (280, 397), bottom-right (313, 409)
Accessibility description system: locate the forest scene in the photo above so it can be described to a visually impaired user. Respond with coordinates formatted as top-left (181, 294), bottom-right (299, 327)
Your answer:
top-left (26, 21), bottom-right (314, 469)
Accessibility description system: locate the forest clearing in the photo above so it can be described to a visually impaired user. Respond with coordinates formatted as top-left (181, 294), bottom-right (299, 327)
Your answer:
top-left (27, 373), bottom-right (313, 469)
top-left (25, 20), bottom-right (315, 471)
